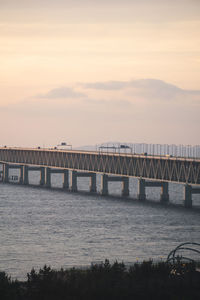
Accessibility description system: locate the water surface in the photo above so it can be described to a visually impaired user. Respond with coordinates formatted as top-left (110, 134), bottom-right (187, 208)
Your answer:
top-left (0, 172), bottom-right (200, 279)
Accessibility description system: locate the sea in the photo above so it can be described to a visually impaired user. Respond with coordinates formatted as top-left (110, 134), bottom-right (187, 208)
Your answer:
top-left (0, 170), bottom-right (200, 280)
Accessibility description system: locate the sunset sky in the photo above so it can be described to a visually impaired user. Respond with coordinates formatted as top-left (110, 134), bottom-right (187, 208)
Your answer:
top-left (0, 0), bottom-right (200, 147)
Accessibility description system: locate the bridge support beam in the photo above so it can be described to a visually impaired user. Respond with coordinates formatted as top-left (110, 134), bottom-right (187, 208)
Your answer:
top-left (45, 167), bottom-right (51, 188)
top-left (40, 167), bottom-right (45, 186)
top-left (122, 177), bottom-right (129, 197)
top-left (184, 185), bottom-right (192, 208)
top-left (23, 165), bottom-right (29, 185)
top-left (138, 179), bottom-right (146, 200)
top-left (45, 168), bottom-right (69, 189)
top-left (184, 185), bottom-right (200, 208)
top-left (63, 170), bottom-right (69, 189)
top-left (70, 171), bottom-right (77, 192)
top-left (160, 182), bottom-right (169, 203)
top-left (101, 174), bottom-right (129, 197)
top-left (22, 166), bottom-right (46, 186)
top-left (89, 173), bottom-right (97, 193)
top-left (3, 163), bottom-right (9, 183)
top-left (19, 165), bottom-right (24, 184)
top-left (101, 174), bottom-right (108, 196)
top-left (2, 163), bottom-right (24, 184)
top-left (70, 171), bottom-right (96, 193)
top-left (138, 179), bottom-right (169, 202)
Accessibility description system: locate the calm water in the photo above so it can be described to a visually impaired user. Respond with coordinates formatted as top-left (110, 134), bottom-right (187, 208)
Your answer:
top-left (0, 171), bottom-right (200, 279)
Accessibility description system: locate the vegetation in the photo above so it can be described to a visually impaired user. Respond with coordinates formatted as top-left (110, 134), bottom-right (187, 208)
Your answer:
top-left (0, 260), bottom-right (200, 299)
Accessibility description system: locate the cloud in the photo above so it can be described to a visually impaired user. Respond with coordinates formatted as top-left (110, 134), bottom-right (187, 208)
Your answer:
top-left (2, 78), bottom-right (200, 118)
top-left (37, 87), bottom-right (86, 99)
top-left (83, 78), bottom-right (183, 92)
top-left (84, 81), bottom-right (128, 90)
top-left (82, 79), bottom-right (200, 101)
top-left (1, 77), bottom-right (200, 146)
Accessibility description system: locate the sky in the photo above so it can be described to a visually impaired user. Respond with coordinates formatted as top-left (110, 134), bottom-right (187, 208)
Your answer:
top-left (0, 0), bottom-right (200, 147)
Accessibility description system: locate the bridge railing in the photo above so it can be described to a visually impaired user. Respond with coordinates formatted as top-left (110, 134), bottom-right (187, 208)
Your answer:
top-left (95, 143), bottom-right (200, 159)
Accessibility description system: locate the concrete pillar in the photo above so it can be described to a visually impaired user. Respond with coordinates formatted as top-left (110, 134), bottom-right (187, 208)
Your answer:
top-left (90, 173), bottom-right (97, 193)
top-left (3, 164), bottom-right (9, 183)
top-left (184, 184), bottom-right (192, 208)
top-left (122, 177), bottom-right (129, 197)
top-left (45, 167), bottom-right (51, 188)
top-left (138, 178), bottom-right (146, 200)
top-left (101, 174), bottom-right (108, 196)
top-left (71, 171), bottom-right (77, 192)
top-left (160, 182), bottom-right (169, 203)
top-left (23, 165), bottom-right (29, 185)
top-left (63, 170), bottom-right (69, 189)
top-left (40, 167), bottom-right (45, 186)
top-left (0, 166), bottom-right (2, 181)
top-left (19, 165), bottom-right (24, 184)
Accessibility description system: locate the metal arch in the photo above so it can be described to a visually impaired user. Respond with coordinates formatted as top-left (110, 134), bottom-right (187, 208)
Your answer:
top-left (167, 242), bottom-right (200, 263)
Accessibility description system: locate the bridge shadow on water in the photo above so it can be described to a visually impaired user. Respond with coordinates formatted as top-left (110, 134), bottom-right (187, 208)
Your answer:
top-left (1, 181), bottom-right (200, 214)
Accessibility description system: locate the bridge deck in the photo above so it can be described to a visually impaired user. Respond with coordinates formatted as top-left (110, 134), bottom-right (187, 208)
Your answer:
top-left (0, 147), bottom-right (200, 185)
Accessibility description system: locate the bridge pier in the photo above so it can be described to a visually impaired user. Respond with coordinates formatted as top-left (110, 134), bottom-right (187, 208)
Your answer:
top-left (40, 167), bottom-right (45, 186)
top-left (137, 179), bottom-right (169, 203)
top-left (23, 165), bottom-right (29, 185)
top-left (184, 184), bottom-right (200, 208)
top-left (122, 177), bottom-right (129, 197)
top-left (22, 166), bottom-right (46, 186)
top-left (45, 167), bottom-right (51, 188)
top-left (160, 182), bottom-right (169, 203)
top-left (138, 179), bottom-right (146, 200)
top-left (101, 174), bottom-right (129, 197)
top-left (90, 173), bottom-right (97, 193)
top-left (70, 171), bottom-right (77, 192)
top-left (2, 163), bottom-right (24, 183)
top-left (70, 171), bottom-right (97, 193)
top-left (63, 170), bottom-right (69, 189)
top-left (3, 163), bottom-right (9, 183)
top-left (19, 165), bottom-right (24, 184)
top-left (44, 168), bottom-right (69, 189)
top-left (101, 174), bottom-right (108, 196)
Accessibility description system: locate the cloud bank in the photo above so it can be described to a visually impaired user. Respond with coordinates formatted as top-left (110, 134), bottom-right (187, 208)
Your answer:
top-left (1, 78), bottom-right (199, 147)
top-left (83, 79), bottom-right (200, 101)
top-left (37, 87), bottom-right (86, 99)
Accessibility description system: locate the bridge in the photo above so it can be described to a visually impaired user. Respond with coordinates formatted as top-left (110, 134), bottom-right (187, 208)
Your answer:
top-left (0, 147), bottom-right (200, 208)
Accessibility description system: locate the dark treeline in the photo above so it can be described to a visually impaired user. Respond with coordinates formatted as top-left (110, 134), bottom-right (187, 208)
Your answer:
top-left (0, 260), bottom-right (200, 300)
